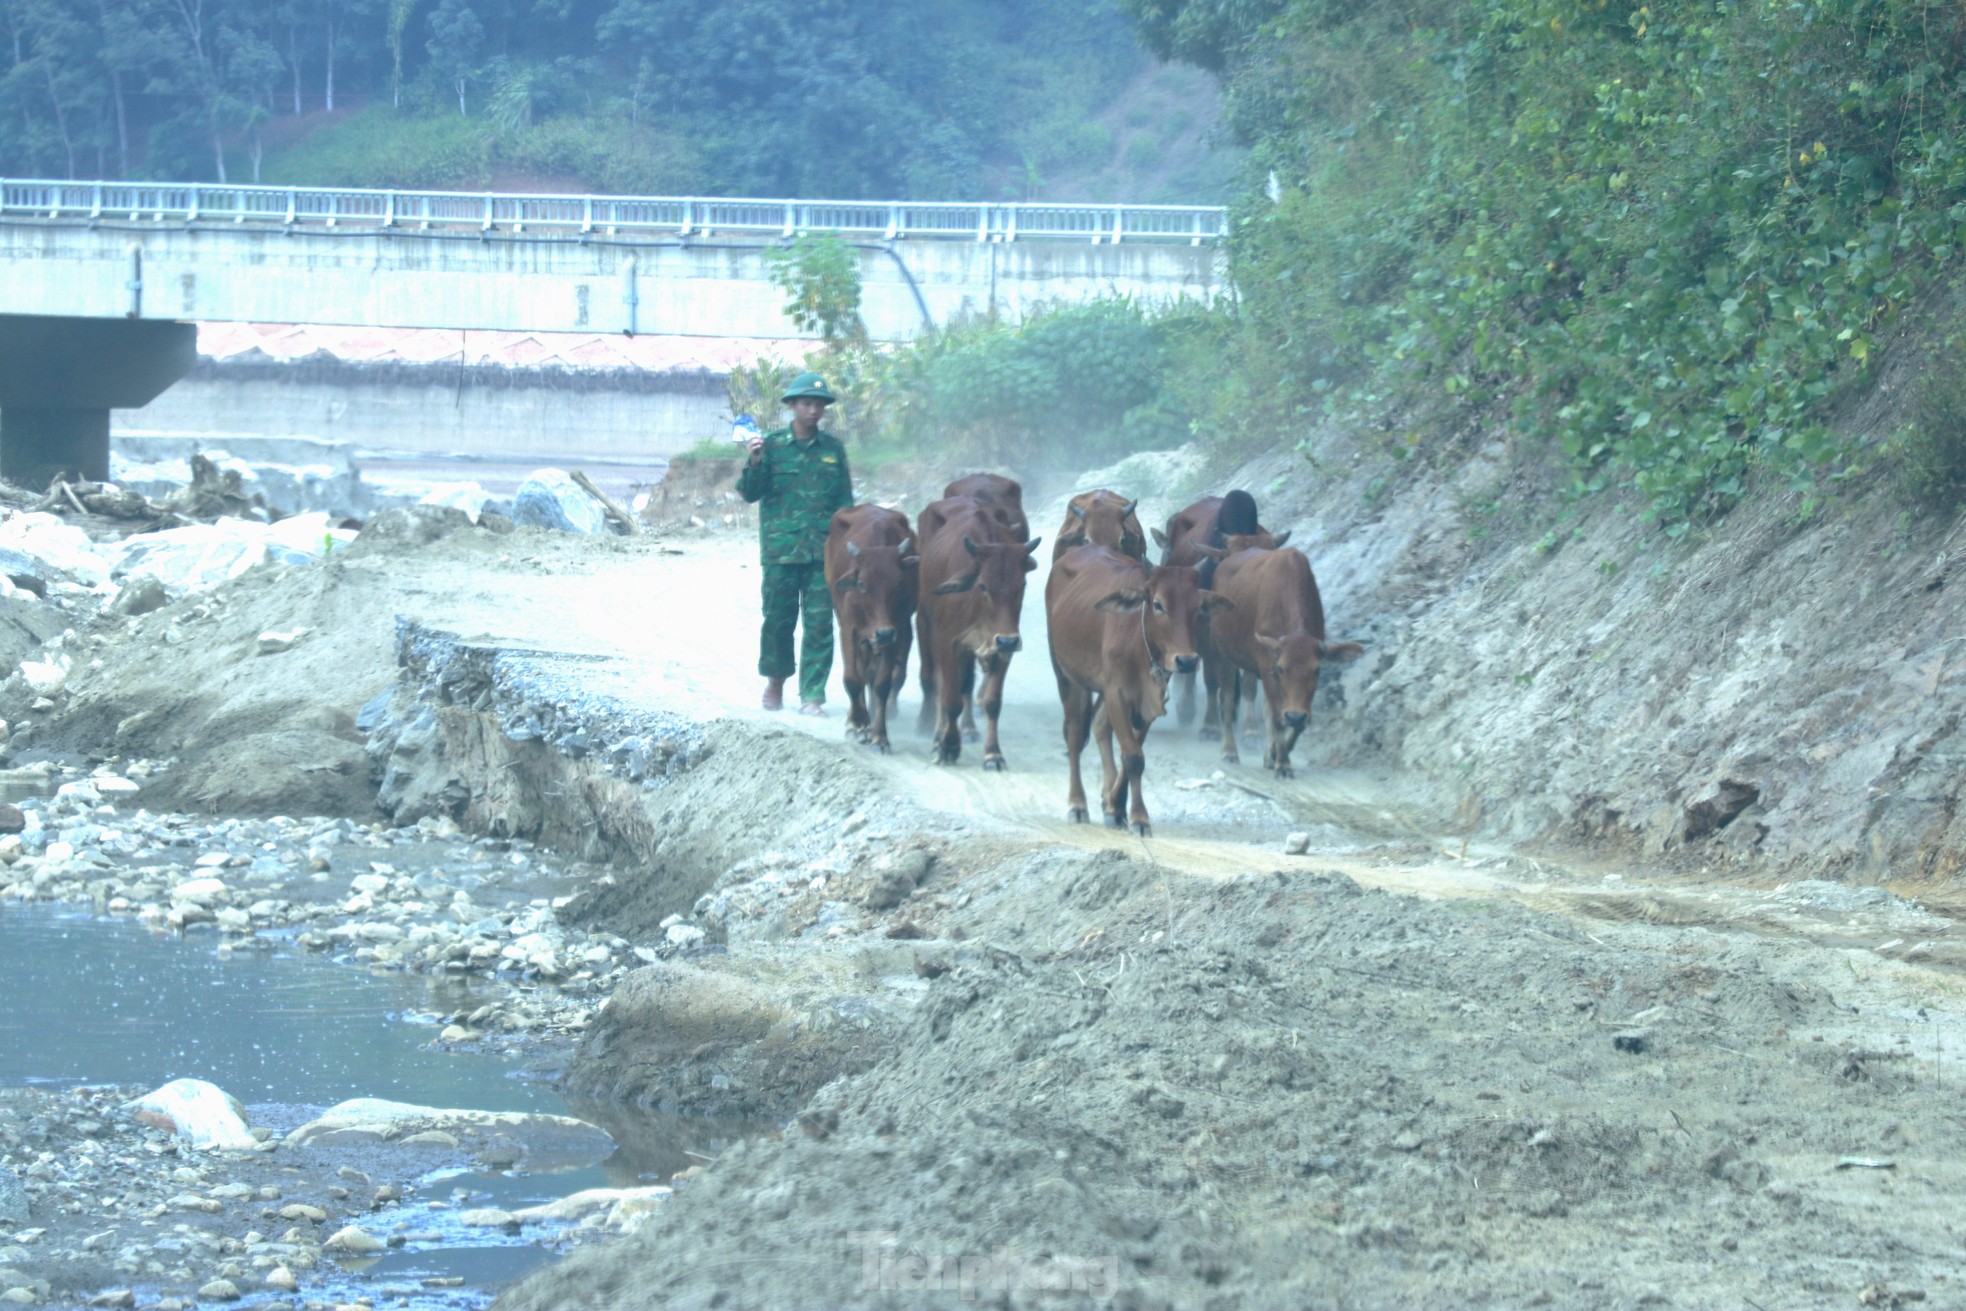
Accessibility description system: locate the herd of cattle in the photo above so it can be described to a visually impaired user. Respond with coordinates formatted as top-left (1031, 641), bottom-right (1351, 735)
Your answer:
top-left (820, 475), bottom-right (1361, 835)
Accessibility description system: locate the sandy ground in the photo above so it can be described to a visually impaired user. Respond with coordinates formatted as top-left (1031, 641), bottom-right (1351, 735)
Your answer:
top-left (18, 499), bottom-right (1966, 1310)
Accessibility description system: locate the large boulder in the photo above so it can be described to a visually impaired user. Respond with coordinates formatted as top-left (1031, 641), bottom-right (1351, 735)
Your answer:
top-left (123, 1078), bottom-right (257, 1150)
top-left (106, 521), bottom-right (270, 595)
top-left (287, 1099), bottom-right (614, 1171)
top-left (511, 470), bottom-right (608, 534)
top-left (0, 512), bottom-right (110, 586)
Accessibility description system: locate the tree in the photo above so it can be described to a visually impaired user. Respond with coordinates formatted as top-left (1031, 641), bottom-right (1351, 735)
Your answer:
top-left (425, 0), bottom-right (480, 114)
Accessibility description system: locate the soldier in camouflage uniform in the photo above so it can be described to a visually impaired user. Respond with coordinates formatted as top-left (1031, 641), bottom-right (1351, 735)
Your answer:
top-left (737, 372), bottom-right (855, 714)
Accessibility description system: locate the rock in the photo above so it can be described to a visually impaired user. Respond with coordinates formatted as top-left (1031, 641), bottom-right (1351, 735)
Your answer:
top-left (111, 575), bottom-right (169, 617)
top-left (418, 483), bottom-right (492, 523)
top-left (16, 658), bottom-right (68, 697)
top-left (665, 923), bottom-right (706, 949)
top-left (123, 1079), bottom-right (257, 1150)
top-left (399, 1130), bottom-right (460, 1147)
top-left (194, 1279), bottom-right (240, 1301)
top-left (0, 1167), bottom-right (27, 1225)
top-left (263, 1268), bottom-right (297, 1293)
top-left (457, 1208), bottom-right (517, 1228)
top-left (0, 806), bottom-right (21, 836)
top-left (0, 513), bottom-right (110, 585)
top-left (40, 841), bottom-right (73, 862)
top-left (324, 1226), bottom-right (385, 1254)
top-left (1, 1290), bottom-right (34, 1306)
top-left (1282, 832), bottom-right (1311, 855)
top-left (287, 1099), bottom-right (614, 1170)
top-left (863, 848), bottom-right (935, 910)
top-left (106, 522), bottom-right (271, 596)
top-left (172, 877), bottom-right (228, 905)
top-left (255, 629), bottom-right (307, 655)
top-left (510, 1185), bottom-right (672, 1225)
top-left (92, 775), bottom-right (141, 797)
top-left (86, 1293), bottom-right (134, 1309)
top-left (278, 1203), bottom-right (327, 1223)
top-left (511, 470), bottom-right (609, 534)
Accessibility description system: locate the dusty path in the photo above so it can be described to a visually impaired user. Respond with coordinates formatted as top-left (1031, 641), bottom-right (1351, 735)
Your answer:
top-left (434, 528), bottom-right (1964, 969)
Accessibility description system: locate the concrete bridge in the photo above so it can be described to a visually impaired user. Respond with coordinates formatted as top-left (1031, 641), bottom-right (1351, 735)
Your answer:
top-left (0, 179), bottom-right (1228, 489)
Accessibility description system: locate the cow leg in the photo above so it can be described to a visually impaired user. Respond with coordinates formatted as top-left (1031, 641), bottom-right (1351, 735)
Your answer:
top-left (1217, 666), bottom-right (1242, 764)
top-left (1059, 673), bottom-right (1093, 822)
top-left (1200, 658), bottom-right (1221, 735)
top-left (1244, 681), bottom-right (1265, 745)
top-left (870, 629), bottom-right (908, 754)
top-left (979, 655), bottom-right (1009, 771)
top-left (931, 650), bottom-right (967, 765)
top-left (840, 637), bottom-right (872, 744)
top-left (1107, 698), bottom-right (1152, 836)
top-left (1091, 700), bottom-right (1125, 828)
top-left (915, 610), bottom-right (937, 736)
top-left (960, 693), bottom-right (980, 743)
top-left (1260, 671), bottom-right (1295, 778)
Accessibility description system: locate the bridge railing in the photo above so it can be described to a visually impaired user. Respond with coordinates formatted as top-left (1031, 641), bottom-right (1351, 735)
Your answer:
top-left (0, 179), bottom-right (1225, 245)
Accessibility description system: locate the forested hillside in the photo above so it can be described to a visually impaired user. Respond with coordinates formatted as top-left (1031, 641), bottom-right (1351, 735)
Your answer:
top-left (1120, 0), bottom-right (1966, 525)
top-left (0, 0), bottom-right (1232, 201)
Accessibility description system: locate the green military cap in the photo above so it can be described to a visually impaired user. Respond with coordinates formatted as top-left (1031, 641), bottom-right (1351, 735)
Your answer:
top-left (780, 372), bottom-right (838, 404)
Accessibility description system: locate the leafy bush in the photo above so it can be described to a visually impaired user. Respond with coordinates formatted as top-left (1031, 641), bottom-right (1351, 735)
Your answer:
top-left (262, 108), bottom-right (490, 189)
top-left (1134, 0), bottom-right (1966, 529)
top-left (1892, 340), bottom-right (1966, 514)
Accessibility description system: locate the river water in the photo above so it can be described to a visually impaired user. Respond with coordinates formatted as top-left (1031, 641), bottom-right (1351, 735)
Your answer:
top-left (0, 897), bottom-right (762, 1306)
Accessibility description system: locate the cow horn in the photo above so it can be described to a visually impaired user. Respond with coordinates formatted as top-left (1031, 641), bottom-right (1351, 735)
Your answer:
top-left (1122, 498), bottom-right (1137, 515)
top-left (963, 535), bottom-right (979, 556)
top-left (897, 537), bottom-right (913, 556)
top-left (1023, 537), bottom-right (1042, 553)
top-left (1069, 502), bottom-right (1085, 518)
top-left (846, 540), bottom-right (862, 558)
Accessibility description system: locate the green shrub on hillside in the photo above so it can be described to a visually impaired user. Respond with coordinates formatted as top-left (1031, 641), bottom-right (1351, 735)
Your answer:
top-left (262, 108), bottom-right (490, 189)
top-left (1131, 0), bottom-right (1966, 528)
top-left (1892, 340), bottom-right (1966, 514)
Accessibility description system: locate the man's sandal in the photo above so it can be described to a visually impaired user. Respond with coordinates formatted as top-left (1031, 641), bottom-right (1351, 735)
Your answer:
top-left (798, 701), bottom-right (826, 717)
top-left (762, 679), bottom-right (786, 711)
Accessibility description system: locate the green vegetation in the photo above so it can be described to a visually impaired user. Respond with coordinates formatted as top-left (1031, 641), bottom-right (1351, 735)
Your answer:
top-left (0, 0), bottom-right (1223, 201)
top-left (1891, 331), bottom-right (1966, 513)
top-left (1122, 0), bottom-right (1966, 526)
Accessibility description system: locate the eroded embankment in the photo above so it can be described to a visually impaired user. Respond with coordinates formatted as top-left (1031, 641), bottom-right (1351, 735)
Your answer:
top-left (354, 617), bottom-right (1966, 1311)
top-left (365, 620), bottom-right (978, 1121)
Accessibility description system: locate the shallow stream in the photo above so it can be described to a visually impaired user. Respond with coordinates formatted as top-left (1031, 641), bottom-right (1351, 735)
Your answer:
top-left (0, 900), bottom-right (758, 1308)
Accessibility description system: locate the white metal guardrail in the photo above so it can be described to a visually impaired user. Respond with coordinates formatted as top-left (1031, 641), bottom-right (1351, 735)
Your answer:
top-left (0, 179), bottom-right (1224, 245)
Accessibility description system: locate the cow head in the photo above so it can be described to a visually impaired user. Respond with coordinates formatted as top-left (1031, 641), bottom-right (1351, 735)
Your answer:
top-left (932, 534), bottom-right (1042, 658)
top-left (1097, 564), bottom-right (1233, 691)
top-left (1254, 634), bottom-right (1364, 728)
top-left (835, 537), bottom-right (918, 648)
top-left (1057, 490), bottom-right (1145, 559)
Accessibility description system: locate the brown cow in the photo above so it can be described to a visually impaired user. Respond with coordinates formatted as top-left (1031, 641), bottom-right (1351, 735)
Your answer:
top-left (1046, 544), bottom-right (1229, 834)
top-left (1154, 490), bottom-right (1290, 732)
top-left (1206, 544), bottom-right (1362, 778)
top-left (922, 474), bottom-right (1029, 740)
top-left (915, 495), bottom-right (1041, 769)
top-left (824, 505), bottom-right (918, 753)
top-left (937, 473), bottom-right (1029, 542)
top-left (1052, 488), bottom-right (1147, 562)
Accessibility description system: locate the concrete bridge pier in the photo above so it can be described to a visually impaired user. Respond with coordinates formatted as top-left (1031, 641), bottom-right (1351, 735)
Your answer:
top-left (0, 314), bottom-right (196, 490)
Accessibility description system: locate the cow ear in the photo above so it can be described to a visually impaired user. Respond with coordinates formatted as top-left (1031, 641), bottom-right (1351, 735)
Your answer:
top-left (831, 573), bottom-right (863, 594)
top-left (1095, 589), bottom-right (1147, 613)
top-left (963, 535), bottom-right (979, 557)
top-left (1059, 531), bottom-right (1086, 549)
top-left (1150, 527), bottom-right (1169, 549)
top-left (1191, 544), bottom-right (1227, 562)
top-left (1023, 554), bottom-right (1039, 573)
top-left (932, 573), bottom-right (978, 595)
top-left (1255, 634), bottom-right (1284, 656)
top-left (1321, 640), bottom-right (1364, 662)
top-left (1196, 557), bottom-right (1220, 591)
top-left (1269, 529), bottom-right (1292, 549)
top-left (1201, 595), bottom-right (1236, 616)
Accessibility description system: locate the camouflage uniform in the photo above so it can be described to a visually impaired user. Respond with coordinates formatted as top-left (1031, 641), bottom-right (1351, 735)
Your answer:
top-left (737, 427), bottom-right (854, 703)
